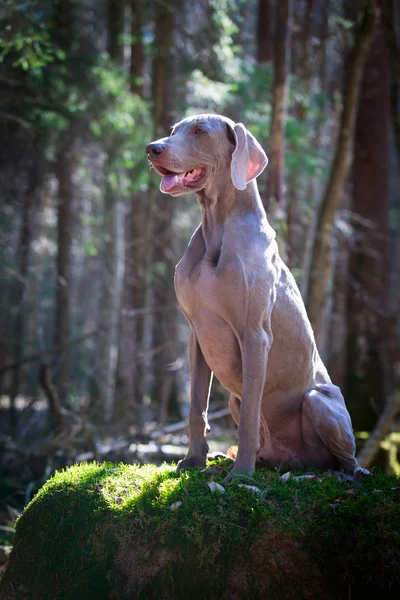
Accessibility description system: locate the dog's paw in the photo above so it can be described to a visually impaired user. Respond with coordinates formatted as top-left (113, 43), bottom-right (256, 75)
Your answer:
top-left (354, 466), bottom-right (372, 479)
top-left (222, 462), bottom-right (256, 485)
top-left (222, 471), bottom-right (235, 485)
top-left (176, 455), bottom-right (207, 472)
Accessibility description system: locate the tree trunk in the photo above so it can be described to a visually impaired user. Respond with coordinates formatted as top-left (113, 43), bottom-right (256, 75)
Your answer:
top-left (9, 137), bottom-right (45, 428)
top-left (149, 1), bottom-right (181, 422)
top-left (300, 0), bottom-right (314, 81)
top-left (130, 0), bottom-right (145, 96)
top-left (101, 186), bottom-right (126, 422)
top-left (256, 0), bottom-right (274, 64)
top-left (98, 0), bottom-right (127, 423)
top-left (266, 0), bottom-right (293, 210)
top-left (345, 15), bottom-right (390, 432)
top-left (326, 194), bottom-right (351, 388)
top-left (54, 133), bottom-right (76, 403)
top-left (107, 0), bottom-right (125, 66)
top-left (305, 0), bottom-right (379, 347)
top-left (116, 0), bottom-right (147, 426)
top-left (118, 189), bottom-right (142, 425)
top-left (383, 0), bottom-right (400, 157)
top-left (286, 0), bottom-right (329, 269)
top-left (52, 0), bottom-right (82, 404)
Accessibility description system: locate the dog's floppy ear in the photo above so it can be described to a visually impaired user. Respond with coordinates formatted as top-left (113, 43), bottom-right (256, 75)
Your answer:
top-left (230, 123), bottom-right (268, 190)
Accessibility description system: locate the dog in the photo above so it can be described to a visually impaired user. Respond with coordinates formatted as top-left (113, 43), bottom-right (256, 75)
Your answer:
top-left (146, 113), bottom-right (368, 480)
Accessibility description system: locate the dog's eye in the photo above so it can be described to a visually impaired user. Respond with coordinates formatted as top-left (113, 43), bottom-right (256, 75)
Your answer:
top-left (195, 127), bottom-right (205, 135)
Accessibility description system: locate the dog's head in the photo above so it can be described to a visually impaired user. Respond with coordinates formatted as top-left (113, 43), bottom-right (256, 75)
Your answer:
top-left (145, 114), bottom-right (268, 196)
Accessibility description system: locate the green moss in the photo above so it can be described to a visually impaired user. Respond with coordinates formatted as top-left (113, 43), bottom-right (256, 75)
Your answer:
top-left (1, 462), bottom-right (400, 599)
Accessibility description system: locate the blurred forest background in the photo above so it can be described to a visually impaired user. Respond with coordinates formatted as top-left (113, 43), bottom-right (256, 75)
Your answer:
top-left (0, 0), bottom-right (400, 554)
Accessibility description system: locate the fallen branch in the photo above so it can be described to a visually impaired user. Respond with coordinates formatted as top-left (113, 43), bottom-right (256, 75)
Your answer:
top-left (151, 407), bottom-right (231, 438)
top-left (357, 392), bottom-right (400, 468)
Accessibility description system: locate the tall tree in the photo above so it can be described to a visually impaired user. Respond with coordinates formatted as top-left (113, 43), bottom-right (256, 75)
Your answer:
top-left (130, 0), bottom-right (145, 96)
top-left (306, 0), bottom-right (379, 348)
top-left (52, 0), bottom-right (82, 403)
top-left (54, 127), bottom-right (76, 402)
top-left (147, 0), bottom-right (181, 423)
top-left (9, 136), bottom-right (46, 427)
top-left (117, 0), bottom-right (146, 425)
top-left (108, 0), bottom-right (125, 66)
top-left (266, 0), bottom-right (293, 210)
top-left (256, 0), bottom-right (274, 64)
top-left (100, 0), bottom-right (127, 422)
top-left (383, 0), bottom-right (400, 157)
top-left (346, 14), bottom-right (391, 431)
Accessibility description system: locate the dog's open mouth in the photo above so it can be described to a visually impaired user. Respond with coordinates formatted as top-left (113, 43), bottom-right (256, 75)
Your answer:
top-left (154, 165), bottom-right (206, 193)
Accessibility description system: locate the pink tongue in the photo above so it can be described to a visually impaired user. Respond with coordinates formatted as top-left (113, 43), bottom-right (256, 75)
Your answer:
top-left (161, 169), bottom-right (203, 192)
top-left (161, 174), bottom-right (177, 192)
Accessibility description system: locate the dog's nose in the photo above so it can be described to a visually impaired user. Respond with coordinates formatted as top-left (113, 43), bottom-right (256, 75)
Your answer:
top-left (145, 142), bottom-right (165, 157)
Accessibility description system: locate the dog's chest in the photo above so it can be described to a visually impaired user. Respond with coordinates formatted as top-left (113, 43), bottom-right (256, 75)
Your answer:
top-left (175, 255), bottom-right (215, 317)
top-left (175, 255), bottom-right (243, 393)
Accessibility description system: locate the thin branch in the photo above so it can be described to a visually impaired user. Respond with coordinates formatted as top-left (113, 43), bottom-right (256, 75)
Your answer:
top-left (0, 110), bottom-right (34, 132)
top-left (0, 304), bottom-right (178, 376)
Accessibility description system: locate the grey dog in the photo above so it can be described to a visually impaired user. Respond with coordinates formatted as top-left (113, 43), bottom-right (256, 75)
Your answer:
top-left (146, 113), bottom-right (368, 480)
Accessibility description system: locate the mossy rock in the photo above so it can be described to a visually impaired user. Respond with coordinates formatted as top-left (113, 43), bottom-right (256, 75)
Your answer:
top-left (1, 462), bottom-right (400, 600)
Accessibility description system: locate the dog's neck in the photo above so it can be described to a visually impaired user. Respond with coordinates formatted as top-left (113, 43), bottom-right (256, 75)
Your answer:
top-left (196, 180), bottom-right (271, 258)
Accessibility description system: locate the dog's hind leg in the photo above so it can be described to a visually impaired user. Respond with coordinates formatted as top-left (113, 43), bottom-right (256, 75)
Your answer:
top-left (303, 383), bottom-right (370, 476)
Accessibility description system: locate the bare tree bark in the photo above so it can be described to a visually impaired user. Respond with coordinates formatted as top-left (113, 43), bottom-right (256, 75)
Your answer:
top-left (257, 0), bottom-right (274, 64)
top-left (99, 0), bottom-right (127, 422)
top-left (101, 188), bottom-right (125, 422)
top-left (107, 0), bottom-right (125, 66)
top-left (116, 0), bottom-right (147, 426)
top-left (266, 0), bottom-right (293, 209)
top-left (326, 198), bottom-right (351, 387)
top-left (148, 0), bottom-right (181, 423)
top-left (9, 137), bottom-right (45, 428)
top-left (383, 0), bottom-right (400, 156)
top-left (54, 132), bottom-right (76, 403)
top-left (346, 14), bottom-right (390, 431)
top-left (130, 0), bottom-right (145, 96)
top-left (300, 0), bottom-right (314, 82)
top-left (286, 0), bottom-right (329, 269)
top-left (306, 0), bottom-right (379, 346)
top-left (52, 0), bottom-right (81, 404)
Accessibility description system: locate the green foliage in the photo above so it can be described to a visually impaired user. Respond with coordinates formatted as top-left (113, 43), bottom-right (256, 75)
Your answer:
top-left (186, 70), bottom-right (234, 114)
top-left (90, 57), bottom-right (151, 193)
top-left (0, 1), bottom-right (62, 71)
top-left (1, 3), bottom-right (151, 196)
top-left (209, 0), bottom-right (240, 67)
top-left (1, 461), bottom-right (399, 600)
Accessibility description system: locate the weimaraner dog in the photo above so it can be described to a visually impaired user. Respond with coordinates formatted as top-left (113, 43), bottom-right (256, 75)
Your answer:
top-left (146, 114), bottom-right (368, 480)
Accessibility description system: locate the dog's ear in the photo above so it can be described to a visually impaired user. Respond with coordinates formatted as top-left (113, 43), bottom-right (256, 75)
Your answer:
top-left (230, 123), bottom-right (268, 190)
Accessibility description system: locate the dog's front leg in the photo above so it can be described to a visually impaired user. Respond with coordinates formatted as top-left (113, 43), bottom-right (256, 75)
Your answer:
top-left (177, 328), bottom-right (213, 471)
top-left (227, 331), bottom-right (270, 480)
